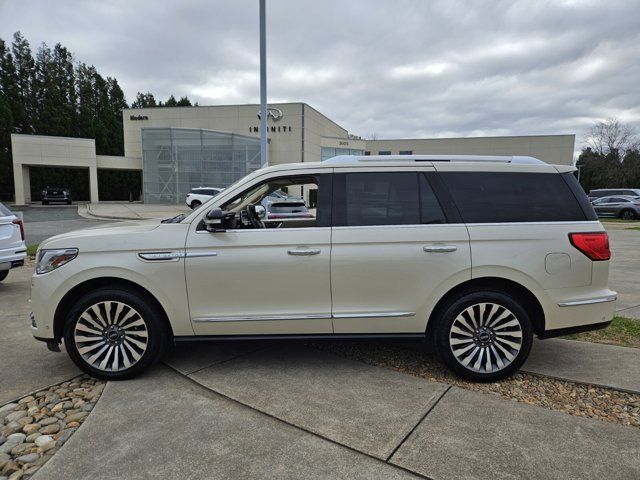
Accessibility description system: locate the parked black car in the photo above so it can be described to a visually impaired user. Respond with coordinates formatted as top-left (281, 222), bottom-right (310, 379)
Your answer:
top-left (41, 187), bottom-right (72, 205)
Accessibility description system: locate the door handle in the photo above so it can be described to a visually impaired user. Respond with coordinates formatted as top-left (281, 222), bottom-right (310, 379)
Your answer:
top-left (288, 248), bottom-right (321, 256)
top-left (423, 245), bottom-right (457, 253)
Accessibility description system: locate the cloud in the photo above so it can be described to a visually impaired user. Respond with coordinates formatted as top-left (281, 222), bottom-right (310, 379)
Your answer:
top-left (1, 0), bottom-right (638, 146)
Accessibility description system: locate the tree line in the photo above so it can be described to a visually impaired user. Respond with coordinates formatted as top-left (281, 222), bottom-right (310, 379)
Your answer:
top-left (576, 118), bottom-right (640, 193)
top-left (0, 31), bottom-right (193, 201)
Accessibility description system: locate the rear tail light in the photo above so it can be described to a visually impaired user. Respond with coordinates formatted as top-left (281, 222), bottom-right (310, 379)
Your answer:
top-left (12, 218), bottom-right (25, 241)
top-left (569, 232), bottom-right (610, 261)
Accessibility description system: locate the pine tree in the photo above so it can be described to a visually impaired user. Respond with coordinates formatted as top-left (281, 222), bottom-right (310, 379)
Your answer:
top-left (11, 32), bottom-right (36, 134)
top-left (131, 91), bottom-right (157, 108)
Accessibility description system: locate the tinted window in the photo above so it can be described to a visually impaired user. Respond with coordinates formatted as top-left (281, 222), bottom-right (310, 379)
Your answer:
top-left (440, 172), bottom-right (587, 223)
top-left (333, 172), bottom-right (447, 226)
top-left (339, 172), bottom-right (419, 226)
top-left (419, 174), bottom-right (446, 224)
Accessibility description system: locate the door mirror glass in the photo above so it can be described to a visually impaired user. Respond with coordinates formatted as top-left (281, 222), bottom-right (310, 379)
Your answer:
top-left (255, 205), bottom-right (266, 219)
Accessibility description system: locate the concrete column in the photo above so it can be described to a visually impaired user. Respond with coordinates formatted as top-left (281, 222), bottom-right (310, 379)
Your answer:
top-left (89, 166), bottom-right (99, 203)
top-left (13, 165), bottom-right (30, 205)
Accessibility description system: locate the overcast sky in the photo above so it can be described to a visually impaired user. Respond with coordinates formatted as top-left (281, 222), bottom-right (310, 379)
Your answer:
top-left (1, 0), bottom-right (639, 150)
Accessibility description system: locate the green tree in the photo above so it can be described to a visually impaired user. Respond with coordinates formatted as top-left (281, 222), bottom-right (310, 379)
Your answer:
top-left (11, 31), bottom-right (36, 134)
top-left (176, 96), bottom-right (192, 106)
top-left (131, 91), bottom-right (157, 108)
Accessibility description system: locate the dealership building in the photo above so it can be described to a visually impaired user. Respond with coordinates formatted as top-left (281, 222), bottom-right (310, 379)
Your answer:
top-left (10, 102), bottom-right (575, 205)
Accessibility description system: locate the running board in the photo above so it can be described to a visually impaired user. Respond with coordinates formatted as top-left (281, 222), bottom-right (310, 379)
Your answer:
top-left (173, 333), bottom-right (426, 343)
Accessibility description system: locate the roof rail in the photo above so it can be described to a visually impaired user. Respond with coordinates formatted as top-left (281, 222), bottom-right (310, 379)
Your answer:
top-left (322, 154), bottom-right (545, 165)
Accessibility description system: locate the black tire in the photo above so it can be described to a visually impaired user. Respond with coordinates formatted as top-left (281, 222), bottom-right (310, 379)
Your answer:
top-left (620, 209), bottom-right (636, 221)
top-left (0, 270), bottom-right (8, 282)
top-left (433, 289), bottom-right (533, 382)
top-left (190, 200), bottom-right (201, 209)
top-left (42, 200), bottom-right (49, 205)
top-left (66, 200), bottom-right (72, 205)
top-left (63, 288), bottom-right (170, 380)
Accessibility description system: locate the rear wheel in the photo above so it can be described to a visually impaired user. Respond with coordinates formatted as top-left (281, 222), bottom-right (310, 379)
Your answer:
top-left (190, 200), bottom-right (201, 209)
top-left (0, 270), bottom-right (8, 282)
top-left (620, 209), bottom-right (636, 220)
top-left (63, 288), bottom-right (169, 380)
top-left (434, 290), bottom-right (533, 382)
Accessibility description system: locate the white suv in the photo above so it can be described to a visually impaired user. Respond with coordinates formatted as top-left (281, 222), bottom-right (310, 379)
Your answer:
top-left (30, 155), bottom-right (616, 382)
top-left (185, 187), bottom-right (224, 209)
top-left (0, 203), bottom-right (27, 282)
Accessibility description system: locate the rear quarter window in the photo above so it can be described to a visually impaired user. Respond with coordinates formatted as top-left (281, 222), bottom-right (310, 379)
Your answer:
top-left (0, 203), bottom-right (13, 216)
top-left (440, 171), bottom-right (592, 223)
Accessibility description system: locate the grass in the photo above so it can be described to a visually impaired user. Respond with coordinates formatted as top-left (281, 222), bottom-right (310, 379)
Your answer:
top-left (600, 218), bottom-right (638, 223)
top-left (27, 244), bottom-right (39, 257)
top-left (626, 227), bottom-right (640, 231)
top-left (563, 316), bottom-right (640, 348)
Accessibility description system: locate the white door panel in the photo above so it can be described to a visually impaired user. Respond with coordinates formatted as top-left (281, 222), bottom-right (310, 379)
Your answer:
top-left (331, 224), bottom-right (471, 333)
top-left (185, 227), bottom-right (332, 335)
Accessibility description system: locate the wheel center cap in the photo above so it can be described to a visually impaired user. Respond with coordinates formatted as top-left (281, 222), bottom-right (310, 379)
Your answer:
top-left (478, 331), bottom-right (491, 343)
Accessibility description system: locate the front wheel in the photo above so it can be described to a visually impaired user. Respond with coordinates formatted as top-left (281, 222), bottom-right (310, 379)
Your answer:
top-left (64, 288), bottom-right (169, 380)
top-left (620, 209), bottom-right (636, 220)
top-left (190, 200), bottom-right (201, 209)
top-left (434, 290), bottom-right (533, 382)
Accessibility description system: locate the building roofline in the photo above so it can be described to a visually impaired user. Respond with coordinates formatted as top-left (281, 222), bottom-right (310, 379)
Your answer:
top-left (366, 133), bottom-right (576, 142)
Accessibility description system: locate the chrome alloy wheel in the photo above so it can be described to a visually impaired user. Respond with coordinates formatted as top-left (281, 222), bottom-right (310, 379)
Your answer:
top-left (449, 302), bottom-right (523, 374)
top-left (73, 301), bottom-right (149, 372)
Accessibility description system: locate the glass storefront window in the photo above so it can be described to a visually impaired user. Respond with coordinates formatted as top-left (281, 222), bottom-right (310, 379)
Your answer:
top-left (320, 147), bottom-right (364, 162)
top-left (142, 128), bottom-right (261, 204)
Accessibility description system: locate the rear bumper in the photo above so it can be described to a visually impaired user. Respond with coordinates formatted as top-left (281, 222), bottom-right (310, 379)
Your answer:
top-left (541, 289), bottom-right (617, 336)
top-left (0, 245), bottom-right (27, 271)
top-left (539, 320), bottom-right (611, 339)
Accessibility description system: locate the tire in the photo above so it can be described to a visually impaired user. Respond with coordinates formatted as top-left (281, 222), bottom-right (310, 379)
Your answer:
top-left (63, 288), bottom-right (170, 380)
top-left (66, 200), bottom-right (72, 205)
top-left (620, 209), bottom-right (636, 221)
top-left (433, 290), bottom-right (533, 382)
top-left (0, 270), bottom-right (8, 282)
top-left (190, 200), bottom-right (201, 209)
top-left (42, 200), bottom-right (48, 205)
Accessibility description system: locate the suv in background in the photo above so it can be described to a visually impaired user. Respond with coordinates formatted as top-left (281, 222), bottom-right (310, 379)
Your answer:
top-left (592, 195), bottom-right (640, 220)
top-left (185, 187), bottom-right (224, 209)
top-left (588, 188), bottom-right (640, 201)
top-left (41, 187), bottom-right (72, 205)
top-left (29, 155), bottom-right (615, 382)
top-left (0, 203), bottom-right (26, 282)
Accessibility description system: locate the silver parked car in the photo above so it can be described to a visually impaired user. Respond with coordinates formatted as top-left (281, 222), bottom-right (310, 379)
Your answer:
top-left (0, 203), bottom-right (27, 282)
top-left (592, 195), bottom-right (640, 220)
top-left (588, 188), bottom-right (640, 201)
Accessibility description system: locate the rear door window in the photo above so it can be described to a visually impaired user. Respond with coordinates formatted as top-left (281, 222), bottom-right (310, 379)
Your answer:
top-left (439, 172), bottom-right (588, 223)
top-left (333, 172), bottom-right (447, 226)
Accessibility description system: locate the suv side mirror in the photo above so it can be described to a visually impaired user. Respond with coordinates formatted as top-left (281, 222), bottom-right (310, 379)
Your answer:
top-left (255, 205), bottom-right (266, 219)
top-left (204, 208), bottom-right (228, 232)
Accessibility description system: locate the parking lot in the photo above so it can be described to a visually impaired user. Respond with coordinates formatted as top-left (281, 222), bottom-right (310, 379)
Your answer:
top-left (1, 206), bottom-right (639, 479)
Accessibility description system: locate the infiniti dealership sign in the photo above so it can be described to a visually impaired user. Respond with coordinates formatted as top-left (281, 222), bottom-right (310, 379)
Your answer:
top-left (257, 107), bottom-right (283, 122)
top-left (251, 107), bottom-right (291, 133)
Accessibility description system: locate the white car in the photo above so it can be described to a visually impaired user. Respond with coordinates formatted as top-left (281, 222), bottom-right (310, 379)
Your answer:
top-left (185, 187), bottom-right (224, 209)
top-left (0, 203), bottom-right (27, 282)
top-left (30, 155), bottom-right (616, 382)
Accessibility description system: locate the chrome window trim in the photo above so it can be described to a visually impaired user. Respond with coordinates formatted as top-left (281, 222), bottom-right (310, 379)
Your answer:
top-left (558, 295), bottom-right (617, 307)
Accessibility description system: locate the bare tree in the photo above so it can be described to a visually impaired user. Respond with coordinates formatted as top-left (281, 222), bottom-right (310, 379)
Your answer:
top-left (585, 118), bottom-right (638, 158)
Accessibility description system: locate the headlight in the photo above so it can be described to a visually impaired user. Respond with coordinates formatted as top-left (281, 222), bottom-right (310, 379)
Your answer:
top-left (36, 248), bottom-right (78, 274)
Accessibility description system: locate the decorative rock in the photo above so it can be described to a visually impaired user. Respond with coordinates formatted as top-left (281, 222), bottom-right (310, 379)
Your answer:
top-left (0, 424), bottom-right (20, 438)
top-left (66, 422), bottom-right (80, 429)
top-left (0, 434), bottom-right (25, 454)
top-left (24, 434), bottom-right (40, 443)
top-left (0, 405), bottom-right (18, 417)
top-left (54, 413), bottom-right (65, 420)
top-left (64, 412), bottom-right (88, 423)
top-left (24, 465), bottom-right (40, 475)
top-left (39, 418), bottom-right (58, 427)
top-left (55, 428), bottom-right (76, 444)
top-left (20, 424), bottom-right (40, 436)
top-left (82, 404), bottom-right (93, 412)
top-left (26, 407), bottom-right (38, 418)
top-left (9, 443), bottom-right (34, 456)
top-left (2, 414), bottom-right (24, 425)
top-left (50, 403), bottom-right (64, 414)
top-left (15, 418), bottom-right (31, 427)
top-left (40, 424), bottom-right (59, 435)
top-left (16, 398), bottom-right (33, 406)
top-left (0, 460), bottom-right (19, 475)
top-left (33, 436), bottom-right (52, 449)
top-left (15, 453), bottom-right (38, 464)
top-left (8, 470), bottom-right (23, 480)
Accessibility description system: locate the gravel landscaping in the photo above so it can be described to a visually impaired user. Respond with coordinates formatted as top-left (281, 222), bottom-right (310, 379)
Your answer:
top-left (0, 376), bottom-right (104, 479)
top-left (310, 341), bottom-right (640, 428)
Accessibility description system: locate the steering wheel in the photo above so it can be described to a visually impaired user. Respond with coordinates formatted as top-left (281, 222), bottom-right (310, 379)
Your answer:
top-left (245, 205), bottom-right (265, 229)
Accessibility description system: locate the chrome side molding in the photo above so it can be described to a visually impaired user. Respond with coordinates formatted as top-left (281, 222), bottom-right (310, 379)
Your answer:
top-left (193, 311), bottom-right (416, 323)
top-left (558, 295), bottom-right (617, 307)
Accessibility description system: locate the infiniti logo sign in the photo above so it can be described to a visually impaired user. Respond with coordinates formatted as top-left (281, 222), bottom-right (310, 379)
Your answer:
top-left (257, 107), bottom-right (283, 122)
